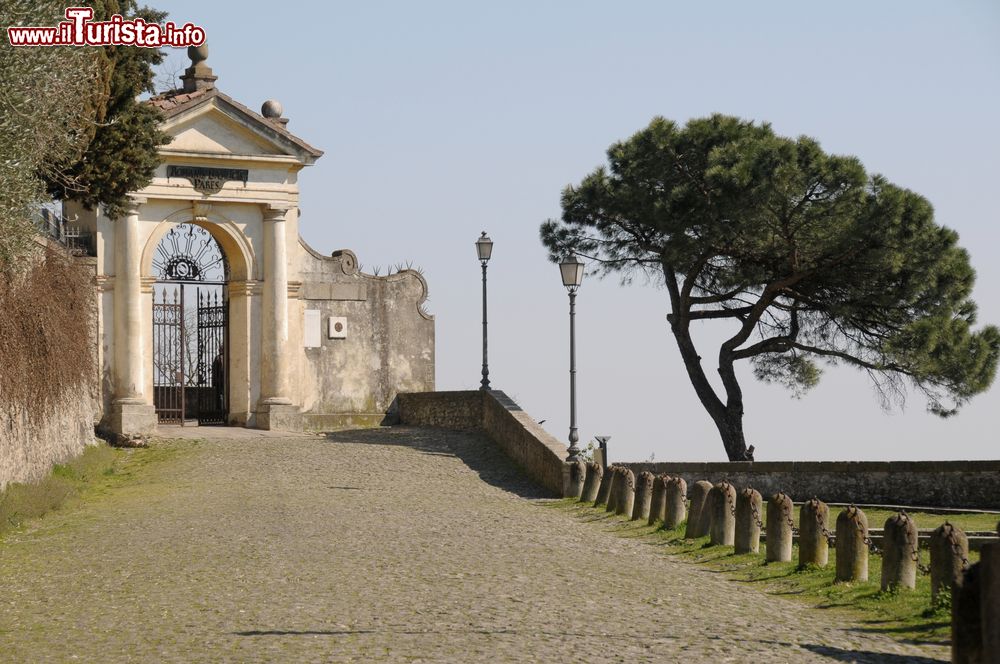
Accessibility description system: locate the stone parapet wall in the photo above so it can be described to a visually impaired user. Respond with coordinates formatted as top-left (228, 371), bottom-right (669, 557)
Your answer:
top-left (396, 390), bottom-right (568, 496)
top-left (620, 460), bottom-right (1000, 510)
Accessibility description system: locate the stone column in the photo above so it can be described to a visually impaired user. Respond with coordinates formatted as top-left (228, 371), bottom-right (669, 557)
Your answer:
top-left (835, 506), bottom-right (869, 583)
top-left (109, 197), bottom-right (156, 436)
top-left (615, 467), bottom-right (635, 517)
top-left (766, 493), bottom-right (794, 563)
top-left (685, 480), bottom-right (713, 539)
top-left (257, 204), bottom-right (300, 430)
top-left (979, 539), bottom-right (999, 660)
top-left (952, 562), bottom-right (983, 664)
top-left (563, 459), bottom-right (586, 499)
top-left (663, 477), bottom-right (687, 530)
top-left (881, 512), bottom-right (918, 591)
top-left (581, 461), bottom-right (603, 503)
top-left (930, 522), bottom-right (968, 604)
top-left (631, 471), bottom-right (654, 521)
top-left (734, 487), bottom-right (762, 554)
top-left (596, 465), bottom-right (617, 508)
top-left (648, 474), bottom-right (669, 526)
top-left (708, 481), bottom-right (736, 547)
top-left (799, 498), bottom-right (830, 568)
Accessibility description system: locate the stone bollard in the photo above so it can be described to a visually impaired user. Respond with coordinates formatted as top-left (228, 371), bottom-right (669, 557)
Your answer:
top-left (604, 466), bottom-right (620, 512)
top-left (981, 540), bottom-right (1000, 662)
top-left (708, 481), bottom-right (736, 546)
top-left (648, 474), bottom-right (669, 526)
top-left (952, 562), bottom-right (982, 664)
top-left (798, 498), bottom-right (830, 568)
top-left (615, 468), bottom-right (636, 517)
top-left (580, 461), bottom-right (604, 504)
top-left (765, 492), bottom-right (794, 563)
top-left (835, 506), bottom-right (869, 583)
top-left (881, 512), bottom-right (919, 591)
top-left (684, 480), bottom-right (713, 539)
top-left (596, 464), bottom-right (617, 508)
top-left (663, 477), bottom-right (687, 530)
top-left (632, 471), bottom-right (654, 521)
top-left (734, 487), bottom-right (762, 554)
top-left (564, 459), bottom-right (586, 499)
top-left (930, 522), bottom-right (969, 605)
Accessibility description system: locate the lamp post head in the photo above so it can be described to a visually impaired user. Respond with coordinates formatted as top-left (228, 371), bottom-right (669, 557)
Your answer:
top-left (476, 231), bottom-right (493, 263)
top-left (559, 251), bottom-right (585, 292)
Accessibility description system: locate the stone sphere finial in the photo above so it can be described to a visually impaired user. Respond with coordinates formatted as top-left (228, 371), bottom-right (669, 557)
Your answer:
top-left (188, 44), bottom-right (209, 64)
top-left (261, 99), bottom-right (283, 119)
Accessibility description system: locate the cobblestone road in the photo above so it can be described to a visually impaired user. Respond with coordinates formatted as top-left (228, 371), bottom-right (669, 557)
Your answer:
top-left (0, 427), bottom-right (948, 662)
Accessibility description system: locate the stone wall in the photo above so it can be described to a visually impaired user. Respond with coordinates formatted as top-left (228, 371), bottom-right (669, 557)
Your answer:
top-left (0, 244), bottom-right (99, 489)
top-left (396, 390), bottom-right (569, 497)
top-left (1, 385), bottom-right (97, 488)
top-left (621, 460), bottom-right (1000, 510)
top-left (296, 243), bottom-right (435, 429)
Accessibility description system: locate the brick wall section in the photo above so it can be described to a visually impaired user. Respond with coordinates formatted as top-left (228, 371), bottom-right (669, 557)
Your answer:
top-left (621, 461), bottom-right (1000, 510)
top-left (396, 391), bottom-right (569, 497)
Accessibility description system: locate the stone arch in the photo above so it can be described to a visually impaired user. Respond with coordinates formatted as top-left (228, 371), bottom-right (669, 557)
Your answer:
top-left (141, 205), bottom-right (258, 427)
top-left (140, 206), bottom-right (257, 282)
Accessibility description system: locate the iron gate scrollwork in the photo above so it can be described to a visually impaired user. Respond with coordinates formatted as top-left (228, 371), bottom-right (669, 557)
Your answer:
top-left (153, 287), bottom-right (184, 424)
top-left (196, 289), bottom-right (227, 425)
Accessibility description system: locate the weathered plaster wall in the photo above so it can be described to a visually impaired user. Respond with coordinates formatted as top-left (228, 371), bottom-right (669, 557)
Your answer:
top-left (396, 390), bottom-right (569, 497)
top-left (0, 246), bottom-right (99, 489)
top-left (620, 460), bottom-right (1000, 510)
top-left (0, 385), bottom-right (97, 488)
top-left (297, 243), bottom-right (434, 429)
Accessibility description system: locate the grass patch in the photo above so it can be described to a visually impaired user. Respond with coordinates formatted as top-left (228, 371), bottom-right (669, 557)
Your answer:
top-left (0, 438), bottom-right (187, 539)
top-left (549, 497), bottom-right (982, 645)
top-left (853, 507), bottom-right (997, 534)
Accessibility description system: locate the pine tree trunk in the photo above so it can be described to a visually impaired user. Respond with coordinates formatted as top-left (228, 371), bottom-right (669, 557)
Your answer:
top-left (710, 411), bottom-right (749, 462)
top-left (668, 313), bottom-right (750, 462)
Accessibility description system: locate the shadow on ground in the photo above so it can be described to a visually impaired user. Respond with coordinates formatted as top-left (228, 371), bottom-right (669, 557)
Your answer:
top-left (323, 427), bottom-right (552, 500)
top-left (799, 643), bottom-right (947, 663)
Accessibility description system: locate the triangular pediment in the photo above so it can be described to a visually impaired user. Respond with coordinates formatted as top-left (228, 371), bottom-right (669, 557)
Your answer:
top-left (151, 89), bottom-right (323, 165)
top-left (168, 105), bottom-right (288, 157)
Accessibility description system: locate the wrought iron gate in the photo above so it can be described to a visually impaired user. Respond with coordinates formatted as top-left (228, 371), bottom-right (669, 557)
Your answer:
top-left (152, 223), bottom-right (229, 425)
top-left (195, 288), bottom-right (227, 425)
top-left (153, 286), bottom-right (185, 423)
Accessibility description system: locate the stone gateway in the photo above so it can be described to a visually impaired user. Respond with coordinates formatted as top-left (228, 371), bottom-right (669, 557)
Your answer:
top-left (67, 46), bottom-right (434, 435)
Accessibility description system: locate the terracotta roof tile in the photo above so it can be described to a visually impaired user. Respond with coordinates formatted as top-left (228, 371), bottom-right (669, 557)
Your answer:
top-left (147, 87), bottom-right (214, 113)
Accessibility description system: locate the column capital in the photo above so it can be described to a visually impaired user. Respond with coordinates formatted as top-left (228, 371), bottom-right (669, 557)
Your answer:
top-left (262, 203), bottom-right (292, 222)
top-left (125, 195), bottom-right (147, 217)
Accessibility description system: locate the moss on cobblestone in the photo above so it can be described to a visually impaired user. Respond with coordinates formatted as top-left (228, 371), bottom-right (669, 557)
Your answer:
top-left (0, 438), bottom-right (191, 539)
top-left (553, 498), bottom-right (982, 646)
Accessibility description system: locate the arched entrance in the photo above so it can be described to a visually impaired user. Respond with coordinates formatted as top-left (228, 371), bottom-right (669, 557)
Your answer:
top-left (151, 223), bottom-right (229, 425)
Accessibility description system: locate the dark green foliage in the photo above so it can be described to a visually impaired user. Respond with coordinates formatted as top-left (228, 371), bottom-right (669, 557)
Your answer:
top-left (541, 115), bottom-right (998, 459)
top-left (0, 0), bottom-right (104, 268)
top-left (43, 0), bottom-right (171, 219)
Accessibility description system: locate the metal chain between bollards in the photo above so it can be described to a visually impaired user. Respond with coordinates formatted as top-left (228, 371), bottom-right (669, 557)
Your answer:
top-left (750, 494), bottom-right (763, 529)
top-left (945, 526), bottom-right (971, 571)
top-left (812, 499), bottom-right (835, 546)
top-left (781, 496), bottom-right (798, 535)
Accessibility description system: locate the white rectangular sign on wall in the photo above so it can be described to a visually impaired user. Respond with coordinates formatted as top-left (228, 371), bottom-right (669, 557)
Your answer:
top-left (304, 309), bottom-right (321, 348)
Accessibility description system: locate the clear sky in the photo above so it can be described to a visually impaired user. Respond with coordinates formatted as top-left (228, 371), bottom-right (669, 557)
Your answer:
top-left (154, 0), bottom-right (1000, 462)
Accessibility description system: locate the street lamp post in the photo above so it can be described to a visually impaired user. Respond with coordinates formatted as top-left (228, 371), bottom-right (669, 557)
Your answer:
top-left (476, 232), bottom-right (493, 390)
top-left (559, 251), bottom-right (585, 462)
